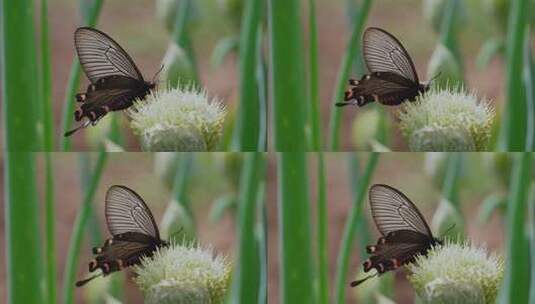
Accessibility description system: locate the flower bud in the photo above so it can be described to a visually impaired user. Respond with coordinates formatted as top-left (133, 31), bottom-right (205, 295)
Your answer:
top-left (398, 89), bottom-right (494, 151)
top-left (134, 243), bottom-right (232, 304)
top-left (128, 86), bottom-right (226, 151)
top-left (407, 242), bottom-right (503, 304)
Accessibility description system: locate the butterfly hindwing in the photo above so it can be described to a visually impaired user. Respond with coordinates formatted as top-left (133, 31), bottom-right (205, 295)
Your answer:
top-left (363, 230), bottom-right (434, 274)
top-left (340, 72), bottom-right (420, 107)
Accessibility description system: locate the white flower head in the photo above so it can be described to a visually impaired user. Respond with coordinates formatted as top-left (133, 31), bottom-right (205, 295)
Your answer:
top-left (398, 88), bottom-right (494, 151)
top-left (134, 242), bottom-right (232, 304)
top-left (128, 85), bottom-right (226, 151)
top-left (407, 241), bottom-right (503, 304)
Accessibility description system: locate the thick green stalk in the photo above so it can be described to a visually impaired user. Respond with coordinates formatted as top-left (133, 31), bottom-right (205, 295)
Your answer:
top-left (256, 29), bottom-right (268, 151)
top-left (334, 153), bottom-right (379, 304)
top-left (528, 182), bottom-right (535, 303)
top-left (523, 29), bottom-right (535, 150)
top-left (498, 0), bottom-right (528, 151)
top-left (316, 152), bottom-right (329, 304)
top-left (60, 0), bottom-right (104, 150)
top-left (2, 0), bottom-right (39, 151)
top-left (308, 0), bottom-right (322, 150)
top-left (500, 153), bottom-right (531, 303)
top-left (235, 153), bottom-right (265, 303)
top-left (328, 0), bottom-right (373, 150)
top-left (5, 152), bottom-right (42, 303)
top-left (40, 0), bottom-right (54, 151)
top-left (2, 0), bottom-right (42, 300)
top-left (63, 152), bottom-right (108, 304)
top-left (233, 0), bottom-right (262, 151)
top-left (269, 0), bottom-right (307, 150)
top-left (278, 152), bottom-right (315, 303)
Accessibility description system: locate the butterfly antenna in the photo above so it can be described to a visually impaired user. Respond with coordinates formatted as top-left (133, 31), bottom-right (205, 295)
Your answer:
top-left (350, 272), bottom-right (378, 287)
top-left (430, 71), bottom-right (442, 83)
top-left (64, 119), bottom-right (91, 137)
top-left (75, 273), bottom-right (102, 287)
top-left (440, 223), bottom-right (456, 238)
top-left (152, 64), bottom-right (165, 83)
top-left (168, 227), bottom-right (184, 240)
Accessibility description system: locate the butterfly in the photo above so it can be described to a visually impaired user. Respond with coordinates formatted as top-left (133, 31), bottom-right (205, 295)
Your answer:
top-left (65, 27), bottom-right (158, 137)
top-left (337, 27), bottom-right (432, 107)
top-left (76, 185), bottom-right (168, 287)
top-left (351, 184), bottom-right (442, 287)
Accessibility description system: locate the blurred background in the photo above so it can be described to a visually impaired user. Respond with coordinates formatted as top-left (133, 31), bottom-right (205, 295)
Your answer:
top-left (267, 152), bottom-right (516, 303)
top-left (0, 152), bottom-right (266, 303)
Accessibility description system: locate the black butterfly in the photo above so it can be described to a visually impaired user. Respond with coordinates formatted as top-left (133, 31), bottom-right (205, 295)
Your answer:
top-left (76, 185), bottom-right (168, 287)
top-left (351, 184), bottom-right (441, 287)
top-left (337, 27), bottom-right (431, 107)
top-left (65, 27), bottom-right (157, 137)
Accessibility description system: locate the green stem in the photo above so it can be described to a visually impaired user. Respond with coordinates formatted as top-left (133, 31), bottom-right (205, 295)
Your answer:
top-left (172, 0), bottom-right (200, 85)
top-left (500, 152), bottom-right (531, 303)
top-left (44, 153), bottom-right (57, 304)
top-left (269, 0), bottom-right (307, 150)
top-left (41, 0), bottom-right (55, 151)
top-left (63, 152), bottom-right (108, 304)
top-left (2, 0), bottom-right (39, 151)
top-left (308, 0), bottom-right (322, 150)
top-left (328, 0), bottom-right (373, 150)
top-left (523, 28), bottom-right (535, 150)
top-left (278, 152), bottom-right (315, 303)
top-left (256, 28), bottom-right (268, 151)
top-left (5, 152), bottom-right (42, 303)
top-left (233, 0), bottom-right (262, 151)
top-left (335, 153), bottom-right (379, 304)
top-left (442, 153), bottom-right (462, 208)
top-left (498, 0), bottom-right (528, 151)
top-left (528, 182), bottom-right (535, 303)
top-left (439, 0), bottom-right (461, 61)
top-left (60, 0), bottom-right (104, 150)
top-left (172, 153), bottom-right (194, 215)
top-left (316, 152), bottom-right (329, 304)
top-left (235, 153), bottom-right (265, 303)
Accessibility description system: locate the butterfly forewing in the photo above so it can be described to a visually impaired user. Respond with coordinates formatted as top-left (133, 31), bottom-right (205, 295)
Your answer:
top-left (75, 27), bottom-right (144, 83)
top-left (363, 27), bottom-right (419, 83)
top-left (105, 185), bottom-right (160, 239)
top-left (369, 184), bottom-right (433, 237)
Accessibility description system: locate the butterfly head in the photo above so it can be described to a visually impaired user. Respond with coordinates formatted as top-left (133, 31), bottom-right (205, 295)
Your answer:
top-left (419, 82), bottom-right (431, 94)
top-left (431, 237), bottom-right (443, 247)
top-left (158, 239), bottom-right (170, 248)
top-left (146, 81), bottom-right (157, 90)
